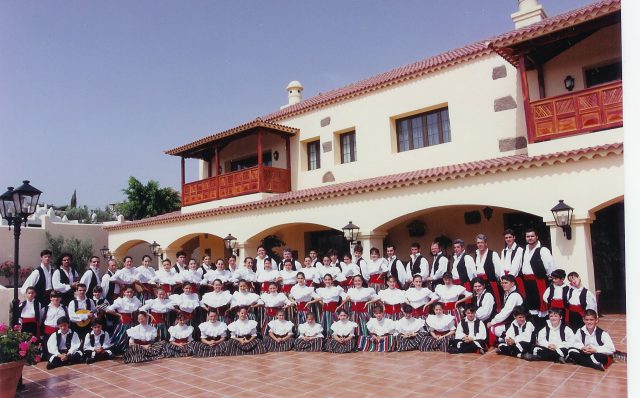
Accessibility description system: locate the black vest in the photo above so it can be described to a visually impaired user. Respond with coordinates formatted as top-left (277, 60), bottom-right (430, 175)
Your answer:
top-left (431, 253), bottom-right (446, 286)
top-left (409, 255), bottom-right (423, 277)
top-left (502, 246), bottom-right (518, 263)
top-left (524, 247), bottom-right (548, 279)
top-left (545, 323), bottom-right (567, 342)
top-left (504, 289), bottom-right (523, 311)
top-left (511, 322), bottom-right (535, 344)
top-left (568, 287), bottom-right (589, 309)
top-left (480, 250), bottom-right (498, 282)
top-left (580, 327), bottom-right (604, 346)
top-left (43, 305), bottom-right (69, 327)
top-left (388, 258), bottom-right (402, 282)
top-left (476, 290), bottom-right (497, 319)
top-left (547, 285), bottom-right (570, 307)
top-left (33, 266), bottom-right (53, 302)
top-left (86, 269), bottom-right (99, 296)
top-left (106, 270), bottom-right (116, 298)
top-left (173, 264), bottom-right (183, 273)
top-left (19, 300), bottom-right (41, 322)
top-left (56, 331), bottom-right (74, 352)
top-left (461, 319), bottom-right (482, 336)
top-left (455, 255), bottom-right (472, 284)
top-left (89, 332), bottom-right (106, 347)
top-left (73, 298), bottom-right (93, 311)
top-left (58, 267), bottom-right (78, 285)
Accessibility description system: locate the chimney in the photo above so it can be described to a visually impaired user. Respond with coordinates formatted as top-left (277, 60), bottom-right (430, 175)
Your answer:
top-left (280, 81), bottom-right (303, 109)
top-left (511, 0), bottom-right (547, 29)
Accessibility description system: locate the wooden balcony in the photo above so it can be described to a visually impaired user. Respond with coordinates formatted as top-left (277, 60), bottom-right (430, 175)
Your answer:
top-left (181, 166), bottom-right (291, 206)
top-left (529, 80), bottom-right (622, 142)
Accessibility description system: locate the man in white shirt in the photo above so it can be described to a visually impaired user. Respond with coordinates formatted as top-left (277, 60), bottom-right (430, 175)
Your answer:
top-left (500, 229), bottom-right (524, 277)
top-left (80, 256), bottom-right (102, 299)
top-left (279, 248), bottom-right (302, 271)
top-left (253, 246), bottom-right (270, 273)
top-left (386, 245), bottom-right (408, 288)
top-left (405, 242), bottom-right (428, 283)
top-left (21, 249), bottom-right (54, 306)
top-left (520, 228), bottom-right (555, 328)
top-left (427, 242), bottom-right (448, 289)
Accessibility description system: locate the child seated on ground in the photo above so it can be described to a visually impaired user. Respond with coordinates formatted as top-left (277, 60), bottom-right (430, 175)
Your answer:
top-left (83, 320), bottom-right (113, 364)
top-left (46, 316), bottom-right (83, 370)
top-left (448, 305), bottom-right (487, 354)
top-left (523, 307), bottom-right (574, 363)
top-left (568, 309), bottom-right (615, 371)
top-left (496, 305), bottom-right (535, 358)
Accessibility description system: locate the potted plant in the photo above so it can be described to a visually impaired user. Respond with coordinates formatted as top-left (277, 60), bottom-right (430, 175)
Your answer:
top-left (0, 323), bottom-right (41, 398)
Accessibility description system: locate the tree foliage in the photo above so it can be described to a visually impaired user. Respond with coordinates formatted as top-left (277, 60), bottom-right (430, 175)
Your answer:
top-left (70, 189), bottom-right (77, 208)
top-left (45, 232), bottom-right (94, 274)
top-left (116, 176), bottom-right (181, 220)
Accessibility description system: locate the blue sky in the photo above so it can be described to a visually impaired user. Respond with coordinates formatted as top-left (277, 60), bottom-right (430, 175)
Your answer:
top-left (0, 0), bottom-right (597, 208)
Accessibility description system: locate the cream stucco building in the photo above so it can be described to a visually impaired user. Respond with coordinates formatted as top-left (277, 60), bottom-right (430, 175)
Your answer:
top-left (105, 0), bottom-right (625, 312)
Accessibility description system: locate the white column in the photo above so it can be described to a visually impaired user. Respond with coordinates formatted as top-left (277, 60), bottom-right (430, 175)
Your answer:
top-left (547, 217), bottom-right (595, 290)
top-left (235, 242), bottom-right (251, 262)
top-left (356, 233), bottom-right (387, 257)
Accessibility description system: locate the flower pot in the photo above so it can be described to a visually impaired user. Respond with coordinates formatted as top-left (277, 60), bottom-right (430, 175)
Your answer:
top-left (0, 360), bottom-right (25, 398)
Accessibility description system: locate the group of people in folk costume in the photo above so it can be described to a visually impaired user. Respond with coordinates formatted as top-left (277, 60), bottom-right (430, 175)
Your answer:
top-left (18, 228), bottom-right (613, 371)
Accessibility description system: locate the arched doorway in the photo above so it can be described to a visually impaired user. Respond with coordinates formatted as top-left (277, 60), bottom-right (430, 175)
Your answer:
top-left (591, 201), bottom-right (625, 313)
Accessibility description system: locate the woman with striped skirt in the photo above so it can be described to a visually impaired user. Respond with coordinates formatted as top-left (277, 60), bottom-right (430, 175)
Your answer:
top-left (190, 310), bottom-right (228, 357)
top-left (123, 312), bottom-right (166, 363)
top-left (405, 275), bottom-right (435, 320)
top-left (106, 286), bottom-right (142, 354)
top-left (135, 255), bottom-right (157, 304)
top-left (169, 283), bottom-right (201, 327)
top-left (366, 276), bottom-right (405, 321)
top-left (395, 304), bottom-right (427, 352)
top-left (139, 288), bottom-right (173, 341)
top-left (428, 272), bottom-right (472, 324)
top-left (294, 313), bottom-right (324, 352)
top-left (325, 309), bottom-right (357, 353)
top-left (363, 248), bottom-right (388, 293)
top-left (230, 280), bottom-right (263, 322)
top-left (419, 302), bottom-right (456, 352)
top-left (279, 260), bottom-right (298, 321)
top-left (200, 279), bottom-right (233, 323)
top-left (300, 257), bottom-right (321, 287)
top-left (358, 305), bottom-right (397, 352)
top-left (264, 310), bottom-right (295, 352)
top-left (339, 253), bottom-right (361, 289)
top-left (339, 275), bottom-right (376, 336)
top-left (315, 274), bottom-right (345, 337)
top-left (289, 272), bottom-right (321, 326)
top-left (227, 306), bottom-right (266, 356)
top-left (260, 282), bottom-right (293, 336)
top-left (163, 314), bottom-right (194, 358)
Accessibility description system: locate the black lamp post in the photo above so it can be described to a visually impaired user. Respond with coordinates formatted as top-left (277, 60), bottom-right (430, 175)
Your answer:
top-left (224, 234), bottom-right (237, 258)
top-left (0, 181), bottom-right (42, 327)
top-left (100, 245), bottom-right (112, 260)
top-left (342, 221), bottom-right (360, 246)
top-left (150, 240), bottom-right (163, 260)
top-left (551, 199), bottom-right (574, 240)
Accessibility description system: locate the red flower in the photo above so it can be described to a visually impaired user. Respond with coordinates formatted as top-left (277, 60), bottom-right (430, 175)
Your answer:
top-left (13, 324), bottom-right (21, 331)
top-left (35, 355), bottom-right (42, 362)
top-left (19, 350), bottom-right (27, 357)
top-left (0, 323), bottom-right (6, 333)
top-left (19, 341), bottom-right (29, 351)
top-left (30, 336), bottom-right (38, 343)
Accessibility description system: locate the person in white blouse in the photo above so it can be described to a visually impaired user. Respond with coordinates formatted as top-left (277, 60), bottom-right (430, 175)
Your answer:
top-left (46, 316), bottom-right (83, 369)
top-left (259, 282), bottom-right (293, 335)
top-left (300, 257), bottom-right (321, 287)
top-left (363, 248), bottom-right (388, 292)
top-left (83, 321), bottom-right (113, 364)
top-left (233, 257), bottom-right (257, 286)
top-left (122, 312), bottom-right (166, 364)
top-left (201, 279), bottom-right (233, 322)
top-left (496, 306), bottom-right (535, 358)
top-left (317, 256), bottom-right (346, 284)
top-left (164, 314), bottom-right (194, 357)
top-left (339, 275), bottom-right (376, 336)
top-left (203, 258), bottom-right (232, 288)
top-left (135, 255), bottom-right (157, 303)
top-left (425, 272), bottom-right (472, 322)
top-left (567, 310), bottom-right (616, 371)
top-left (191, 310), bottom-right (229, 357)
top-left (227, 306), bottom-right (266, 356)
top-left (289, 272), bottom-right (321, 325)
top-left (110, 256), bottom-right (141, 293)
top-left (328, 249), bottom-right (345, 271)
top-left (255, 258), bottom-right (282, 294)
top-left (524, 307), bottom-right (575, 363)
top-left (106, 286), bottom-right (142, 353)
top-left (338, 254), bottom-right (361, 289)
top-left (178, 259), bottom-right (203, 289)
top-left (155, 259), bottom-right (180, 296)
top-left (427, 242), bottom-right (448, 289)
top-left (448, 305), bottom-right (487, 354)
top-left (294, 313), bottom-right (324, 352)
top-left (139, 288), bottom-right (174, 340)
top-left (366, 276), bottom-right (405, 320)
top-left (316, 274), bottom-right (345, 337)
top-left (230, 280), bottom-right (263, 320)
top-left (264, 309), bottom-right (295, 352)
top-left (419, 302), bottom-right (456, 352)
top-left (197, 255), bottom-right (212, 278)
top-left (358, 305), bottom-right (397, 352)
top-left (279, 260), bottom-right (298, 294)
top-left (395, 304), bottom-right (427, 352)
top-left (404, 275), bottom-right (434, 319)
top-left (325, 309), bottom-right (357, 353)
top-left (170, 283), bottom-right (201, 325)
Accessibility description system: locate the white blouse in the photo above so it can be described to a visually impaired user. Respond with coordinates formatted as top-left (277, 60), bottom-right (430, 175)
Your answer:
top-left (127, 324), bottom-right (157, 342)
top-left (300, 267), bottom-right (320, 283)
top-left (201, 290), bottom-right (232, 308)
top-left (426, 314), bottom-right (456, 332)
top-left (317, 266), bottom-right (345, 282)
top-left (228, 319), bottom-right (258, 337)
top-left (230, 291), bottom-right (262, 308)
top-left (139, 298), bottom-right (174, 314)
top-left (289, 285), bottom-right (319, 302)
top-left (168, 324), bottom-right (194, 341)
top-left (405, 287), bottom-right (434, 308)
top-left (43, 304), bottom-right (67, 327)
top-left (154, 269), bottom-right (179, 285)
top-left (366, 317), bottom-right (396, 336)
top-left (199, 321), bottom-right (227, 338)
top-left (136, 266), bottom-right (156, 283)
top-left (279, 270), bottom-right (298, 286)
top-left (330, 320), bottom-right (357, 337)
top-left (203, 269), bottom-right (232, 284)
top-left (256, 269), bottom-right (280, 283)
top-left (110, 267), bottom-right (139, 284)
top-left (433, 284), bottom-right (472, 302)
top-left (395, 317), bottom-right (425, 334)
top-left (346, 287), bottom-right (376, 302)
top-left (377, 288), bottom-right (405, 305)
top-left (108, 296), bottom-right (142, 313)
top-left (316, 285), bottom-right (345, 303)
top-left (170, 293), bottom-right (200, 312)
top-left (341, 263), bottom-right (361, 278)
top-left (261, 292), bottom-right (291, 308)
top-left (362, 258), bottom-right (389, 280)
top-left (267, 319), bottom-right (294, 335)
top-left (178, 270), bottom-right (202, 285)
top-left (298, 322), bottom-right (323, 338)
top-left (233, 268), bottom-right (256, 282)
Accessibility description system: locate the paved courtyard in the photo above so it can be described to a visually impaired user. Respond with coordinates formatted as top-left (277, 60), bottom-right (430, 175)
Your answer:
top-left (18, 315), bottom-right (627, 398)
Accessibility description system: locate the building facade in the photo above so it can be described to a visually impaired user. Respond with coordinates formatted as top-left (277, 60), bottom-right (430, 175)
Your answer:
top-left (105, 0), bottom-right (624, 311)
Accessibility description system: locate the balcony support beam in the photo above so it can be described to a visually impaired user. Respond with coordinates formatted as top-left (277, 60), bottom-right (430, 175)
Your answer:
top-left (518, 55), bottom-right (534, 143)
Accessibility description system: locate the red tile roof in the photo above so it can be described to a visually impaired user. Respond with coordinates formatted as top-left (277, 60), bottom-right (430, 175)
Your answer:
top-left (105, 142), bottom-right (623, 232)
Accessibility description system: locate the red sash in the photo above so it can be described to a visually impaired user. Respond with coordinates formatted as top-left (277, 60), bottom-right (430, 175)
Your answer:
top-left (550, 299), bottom-right (565, 310)
top-left (120, 312), bottom-right (133, 324)
top-left (174, 338), bottom-right (188, 344)
top-left (21, 317), bottom-right (37, 324)
top-left (411, 306), bottom-right (426, 318)
top-left (149, 312), bottom-right (167, 324)
top-left (351, 301), bottom-right (367, 312)
top-left (441, 302), bottom-right (456, 311)
top-left (260, 282), bottom-right (271, 292)
top-left (568, 304), bottom-right (585, 317)
top-left (383, 304), bottom-right (402, 315)
top-left (433, 330), bottom-right (449, 336)
top-left (479, 274), bottom-right (503, 312)
top-left (133, 339), bottom-right (154, 345)
top-left (339, 276), bottom-right (355, 288)
top-left (305, 280), bottom-right (314, 287)
top-left (369, 273), bottom-right (384, 284)
top-left (44, 325), bottom-right (57, 335)
top-left (282, 284), bottom-right (294, 294)
top-left (322, 302), bottom-right (338, 312)
top-left (297, 301), bottom-right (309, 311)
top-left (180, 310), bottom-right (193, 320)
top-left (161, 284), bottom-right (173, 294)
top-left (265, 307), bottom-right (280, 317)
top-left (523, 274), bottom-right (549, 312)
top-left (452, 279), bottom-right (472, 292)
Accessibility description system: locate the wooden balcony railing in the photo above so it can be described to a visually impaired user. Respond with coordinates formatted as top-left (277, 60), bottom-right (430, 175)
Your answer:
top-left (529, 80), bottom-right (622, 142)
top-left (181, 166), bottom-right (291, 206)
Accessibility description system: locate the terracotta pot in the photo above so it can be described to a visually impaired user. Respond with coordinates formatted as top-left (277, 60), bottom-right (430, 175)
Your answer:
top-left (0, 360), bottom-right (25, 398)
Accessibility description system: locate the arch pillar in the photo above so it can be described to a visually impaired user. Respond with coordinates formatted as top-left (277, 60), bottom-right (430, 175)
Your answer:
top-left (547, 217), bottom-right (595, 290)
top-left (163, 248), bottom-right (180, 265)
top-left (356, 232), bottom-right (388, 256)
top-left (235, 242), bottom-right (251, 262)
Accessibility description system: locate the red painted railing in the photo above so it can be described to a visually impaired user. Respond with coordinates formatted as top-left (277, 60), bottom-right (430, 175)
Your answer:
top-left (181, 166), bottom-right (291, 206)
top-left (529, 80), bottom-right (622, 142)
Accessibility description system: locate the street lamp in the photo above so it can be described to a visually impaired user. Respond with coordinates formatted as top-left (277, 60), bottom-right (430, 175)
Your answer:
top-left (0, 181), bottom-right (42, 327)
top-left (342, 221), bottom-right (360, 245)
top-left (100, 245), bottom-right (112, 260)
top-left (150, 240), bottom-right (163, 259)
top-left (550, 199), bottom-right (574, 240)
top-left (224, 234), bottom-right (237, 257)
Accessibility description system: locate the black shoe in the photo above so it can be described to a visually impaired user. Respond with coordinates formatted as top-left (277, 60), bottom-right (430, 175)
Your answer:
top-left (46, 362), bottom-right (54, 370)
top-left (558, 356), bottom-right (567, 364)
top-left (521, 353), bottom-right (538, 361)
top-left (86, 357), bottom-right (95, 365)
top-left (447, 348), bottom-right (459, 354)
